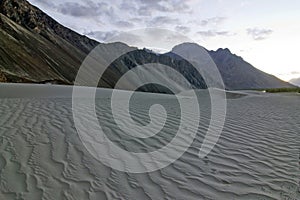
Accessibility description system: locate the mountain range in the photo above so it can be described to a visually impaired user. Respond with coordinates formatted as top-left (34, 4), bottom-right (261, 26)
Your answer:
top-left (290, 77), bottom-right (300, 86)
top-left (0, 0), bottom-right (295, 91)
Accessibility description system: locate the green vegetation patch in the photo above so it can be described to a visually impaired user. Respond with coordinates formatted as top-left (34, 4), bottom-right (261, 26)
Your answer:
top-left (265, 88), bottom-right (300, 93)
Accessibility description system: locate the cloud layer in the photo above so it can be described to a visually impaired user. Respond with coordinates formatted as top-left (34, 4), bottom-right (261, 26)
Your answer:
top-left (247, 28), bottom-right (273, 40)
top-left (29, 0), bottom-right (237, 43)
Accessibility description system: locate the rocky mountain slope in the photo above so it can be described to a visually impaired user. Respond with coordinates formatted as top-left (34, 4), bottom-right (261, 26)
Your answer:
top-left (208, 48), bottom-right (294, 89)
top-left (290, 77), bottom-right (300, 86)
top-left (0, 0), bottom-right (97, 84)
top-left (0, 0), bottom-right (207, 92)
top-left (0, 0), bottom-right (294, 91)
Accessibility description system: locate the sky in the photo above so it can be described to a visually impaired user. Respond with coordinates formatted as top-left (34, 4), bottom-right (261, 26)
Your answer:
top-left (28, 0), bottom-right (300, 81)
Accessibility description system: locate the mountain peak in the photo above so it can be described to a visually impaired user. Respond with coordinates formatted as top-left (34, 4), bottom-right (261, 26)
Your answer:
top-left (216, 48), bottom-right (231, 53)
top-left (172, 42), bottom-right (206, 51)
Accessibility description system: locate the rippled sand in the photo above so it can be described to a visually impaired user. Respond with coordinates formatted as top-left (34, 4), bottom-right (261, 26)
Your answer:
top-left (0, 84), bottom-right (299, 199)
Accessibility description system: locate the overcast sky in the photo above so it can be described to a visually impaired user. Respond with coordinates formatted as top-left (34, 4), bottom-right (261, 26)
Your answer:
top-left (28, 0), bottom-right (300, 81)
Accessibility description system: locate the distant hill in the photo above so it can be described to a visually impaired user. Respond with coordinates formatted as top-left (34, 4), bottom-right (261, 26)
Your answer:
top-left (0, 0), bottom-right (294, 91)
top-left (290, 77), bottom-right (300, 87)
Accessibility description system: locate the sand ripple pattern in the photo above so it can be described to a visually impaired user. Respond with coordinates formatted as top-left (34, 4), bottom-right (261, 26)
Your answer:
top-left (0, 92), bottom-right (299, 200)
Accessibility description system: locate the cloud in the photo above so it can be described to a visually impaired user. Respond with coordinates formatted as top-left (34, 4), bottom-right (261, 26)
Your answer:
top-left (175, 25), bottom-right (191, 34)
top-left (30, 0), bottom-right (56, 8)
top-left (30, 0), bottom-right (114, 18)
top-left (137, 0), bottom-right (191, 14)
top-left (119, 0), bottom-right (191, 17)
top-left (119, 2), bottom-right (138, 13)
top-left (57, 1), bottom-right (112, 17)
top-left (114, 21), bottom-right (135, 28)
top-left (85, 30), bottom-right (145, 46)
top-left (197, 30), bottom-right (233, 37)
top-left (137, 7), bottom-right (153, 16)
top-left (200, 17), bottom-right (227, 26)
top-left (247, 28), bottom-right (273, 40)
top-left (148, 16), bottom-right (180, 26)
top-left (28, 0), bottom-right (236, 47)
top-left (44, 0), bottom-right (191, 33)
top-left (278, 71), bottom-right (300, 76)
top-left (291, 71), bottom-right (300, 75)
top-left (85, 30), bottom-right (120, 41)
top-left (240, 0), bottom-right (251, 7)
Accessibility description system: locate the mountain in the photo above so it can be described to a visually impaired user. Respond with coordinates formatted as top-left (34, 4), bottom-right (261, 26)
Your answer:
top-left (208, 48), bottom-right (294, 89)
top-left (290, 77), bottom-right (300, 86)
top-left (166, 43), bottom-right (294, 89)
top-left (0, 0), bottom-right (98, 84)
top-left (0, 0), bottom-right (207, 93)
top-left (0, 0), bottom-right (294, 91)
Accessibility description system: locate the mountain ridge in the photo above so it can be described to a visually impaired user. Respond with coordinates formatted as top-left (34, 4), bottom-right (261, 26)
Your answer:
top-left (0, 0), bottom-right (98, 53)
top-left (208, 48), bottom-right (294, 89)
top-left (290, 77), bottom-right (300, 86)
top-left (0, 0), bottom-right (295, 91)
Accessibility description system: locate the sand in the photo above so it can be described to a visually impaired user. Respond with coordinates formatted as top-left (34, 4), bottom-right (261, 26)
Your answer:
top-left (0, 83), bottom-right (299, 199)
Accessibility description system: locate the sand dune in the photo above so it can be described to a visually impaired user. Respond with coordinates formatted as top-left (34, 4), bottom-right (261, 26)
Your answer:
top-left (0, 84), bottom-right (299, 199)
